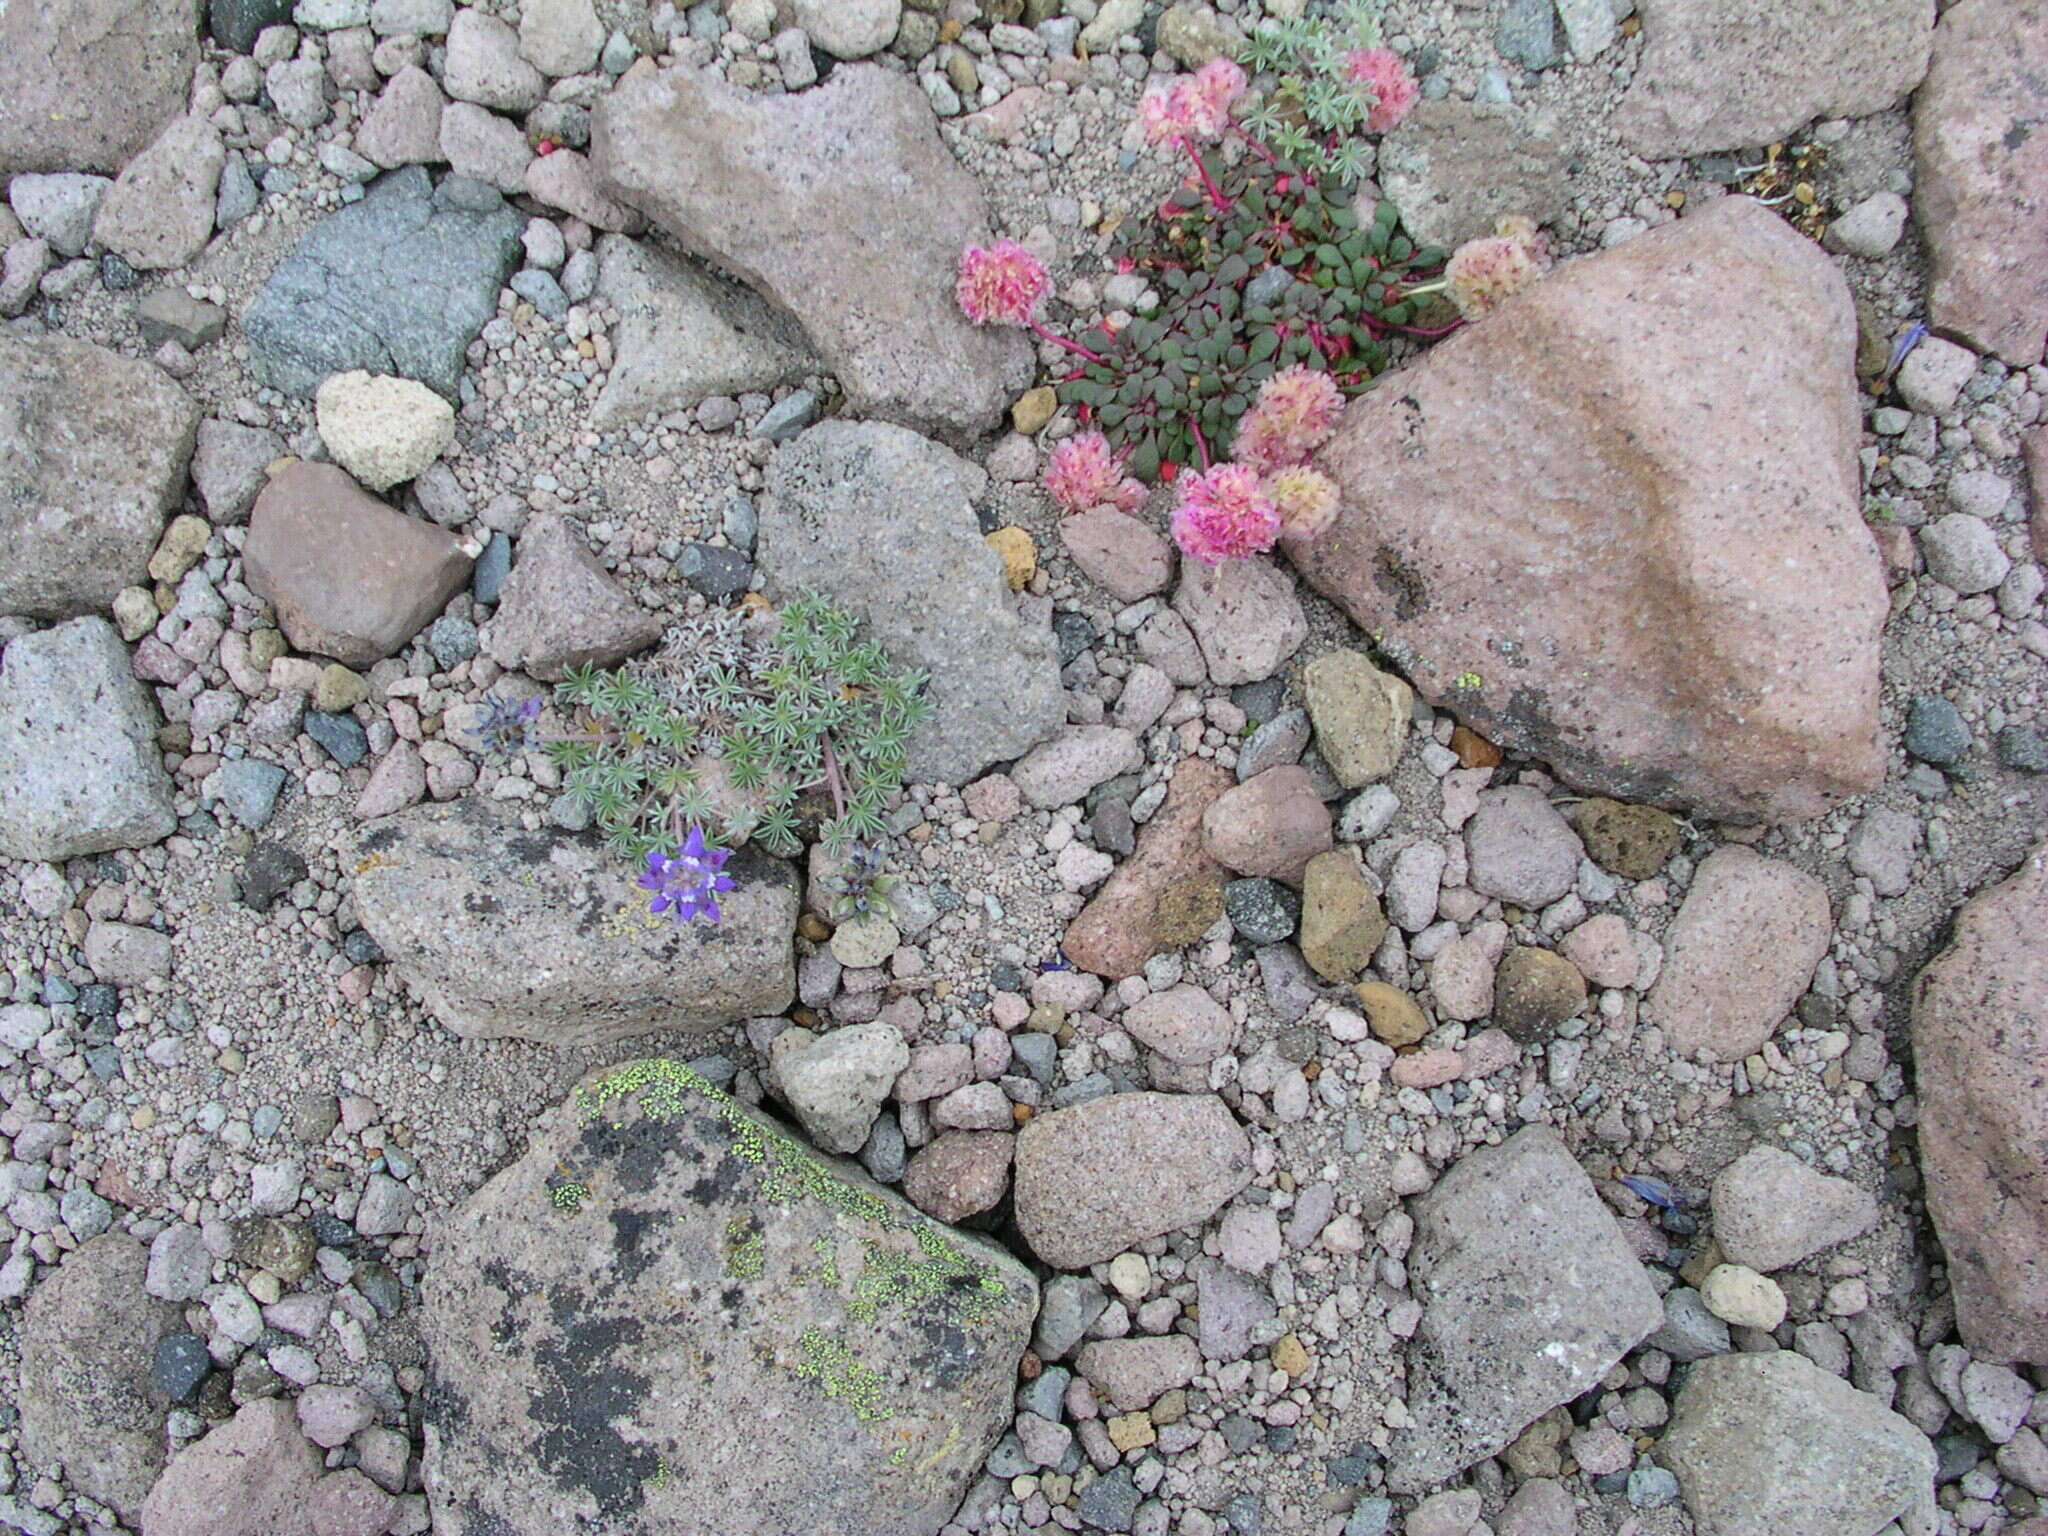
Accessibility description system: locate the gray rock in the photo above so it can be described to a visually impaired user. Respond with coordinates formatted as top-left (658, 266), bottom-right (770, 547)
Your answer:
top-left (1387, 1125), bottom-right (1662, 1492)
top-left (1013, 1092), bottom-right (1252, 1269)
top-left (215, 154), bottom-right (260, 227)
top-left (0, 0), bottom-right (200, 175)
top-left (1904, 694), bottom-right (1970, 766)
top-left (349, 797), bottom-right (797, 1044)
top-left (136, 290), bottom-right (228, 351)
top-left (1920, 512), bottom-right (2011, 595)
top-left (1823, 191), bottom-right (1910, 259)
top-left (1614, 0), bottom-right (1934, 159)
top-left (1844, 804), bottom-right (1921, 897)
top-left (8, 173), bottom-right (111, 257)
top-left (1194, 1255), bottom-right (1277, 1363)
top-left (1077, 1466), bottom-right (1141, 1532)
top-left (243, 165), bottom-right (522, 400)
top-left (1496, 0), bottom-right (1559, 68)
top-left (210, 0), bottom-right (295, 52)
top-left (0, 619), bottom-right (177, 861)
top-left (590, 233), bottom-right (816, 427)
top-left (772, 1022), bottom-right (911, 1154)
top-left (0, 332), bottom-right (200, 620)
top-left (1033, 1274), bottom-right (1110, 1360)
top-left (1657, 1351), bottom-right (1937, 1536)
top-left (1464, 785), bottom-right (1584, 909)
top-left (759, 421), bottom-right (1064, 784)
top-left (1376, 101), bottom-right (1570, 250)
top-left (592, 62), bottom-right (1031, 443)
top-left (443, 7), bottom-right (543, 111)
top-left (21, 1234), bottom-right (182, 1525)
top-left (191, 418), bottom-right (284, 525)
top-left (1011, 726), bottom-right (1143, 811)
top-left (752, 389), bottom-right (820, 442)
top-left (484, 512), bottom-right (664, 680)
top-left (212, 758), bottom-right (288, 830)
top-left (1224, 878), bottom-right (1298, 945)
top-left (1711, 1147), bottom-right (1879, 1273)
top-left (90, 115), bottom-right (225, 272)
top-left (422, 1060), bottom-right (1035, 1536)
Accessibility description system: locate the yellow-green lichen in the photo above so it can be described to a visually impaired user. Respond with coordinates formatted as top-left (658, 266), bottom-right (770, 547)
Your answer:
top-left (792, 1327), bottom-right (886, 1422)
top-left (549, 1181), bottom-right (589, 1214)
top-left (724, 1218), bottom-right (765, 1280)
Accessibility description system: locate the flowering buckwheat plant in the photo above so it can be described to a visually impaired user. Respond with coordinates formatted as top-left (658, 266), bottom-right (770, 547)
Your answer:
top-left (1044, 431), bottom-right (1147, 515)
top-left (1410, 216), bottom-right (1554, 320)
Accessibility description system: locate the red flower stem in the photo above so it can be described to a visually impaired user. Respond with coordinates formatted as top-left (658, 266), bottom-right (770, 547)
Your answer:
top-left (1231, 124), bottom-right (1278, 163)
top-left (1030, 320), bottom-right (1108, 366)
top-left (1385, 319), bottom-right (1465, 339)
top-left (1188, 414), bottom-right (1213, 471)
top-left (1180, 139), bottom-right (1233, 212)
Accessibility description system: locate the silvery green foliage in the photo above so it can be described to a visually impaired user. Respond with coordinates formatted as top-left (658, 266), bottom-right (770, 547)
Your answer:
top-left (1240, 0), bottom-right (1389, 183)
top-left (548, 595), bottom-right (929, 861)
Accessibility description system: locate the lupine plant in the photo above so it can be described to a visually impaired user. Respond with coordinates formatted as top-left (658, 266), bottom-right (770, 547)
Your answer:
top-left (1239, 0), bottom-right (1420, 184)
top-left (468, 596), bottom-right (928, 927)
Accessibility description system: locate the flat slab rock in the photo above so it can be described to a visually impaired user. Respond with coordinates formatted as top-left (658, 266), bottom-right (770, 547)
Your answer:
top-left (0, 618), bottom-right (177, 862)
top-left (1657, 1350), bottom-right (1937, 1536)
top-left (1388, 1124), bottom-right (1662, 1492)
top-left (1913, 0), bottom-right (2048, 367)
top-left (1613, 0), bottom-right (1935, 159)
top-left (421, 1060), bottom-right (1037, 1536)
top-left (1292, 197), bottom-right (1887, 825)
top-left (348, 798), bottom-right (797, 1045)
top-left (0, 332), bottom-right (199, 621)
top-left (242, 164), bottom-right (522, 400)
top-left (759, 420), bottom-right (1064, 784)
top-left (1012, 1091), bottom-right (1252, 1269)
top-left (591, 61), bottom-right (1031, 443)
top-left (1912, 839), bottom-right (2048, 1366)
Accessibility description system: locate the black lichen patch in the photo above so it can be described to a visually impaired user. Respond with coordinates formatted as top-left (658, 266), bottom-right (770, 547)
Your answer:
top-left (911, 1313), bottom-right (985, 1392)
top-left (608, 1206), bottom-right (662, 1286)
top-left (1372, 545), bottom-right (1428, 620)
top-left (461, 890), bottom-right (503, 916)
top-left (505, 832), bottom-right (557, 867)
top-left (685, 1142), bottom-right (746, 1206)
top-left (421, 1362), bottom-right (474, 1439)
top-left (358, 823), bottom-right (401, 852)
top-left (455, 1500), bottom-right (519, 1536)
top-left (532, 1299), bottom-right (659, 1518)
top-left (577, 1108), bottom-right (681, 1195)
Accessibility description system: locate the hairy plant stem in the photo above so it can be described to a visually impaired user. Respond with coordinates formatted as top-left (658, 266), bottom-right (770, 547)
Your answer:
top-left (1030, 320), bottom-right (1107, 366)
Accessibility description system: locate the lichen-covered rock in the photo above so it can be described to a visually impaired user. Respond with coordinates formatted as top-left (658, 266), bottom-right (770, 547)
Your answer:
top-left (420, 1060), bottom-right (1036, 1536)
top-left (20, 1234), bottom-right (181, 1525)
top-left (0, 332), bottom-right (199, 621)
top-left (758, 421), bottom-right (1063, 784)
top-left (1388, 1125), bottom-right (1662, 1492)
top-left (1293, 197), bottom-right (1886, 824)
top-left (592, 62), bottom-right (1031, 443)
top-left (1913, 841), bottom-right (2048, 1365)
top-left (349, 798), bottom-right (797, 1045)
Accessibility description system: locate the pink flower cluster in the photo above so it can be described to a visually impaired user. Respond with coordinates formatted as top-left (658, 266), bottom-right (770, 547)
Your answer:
top-left (1231, 366), bottom-right (1344, 473)
top-left (1171, 463), bottom-right (1281, 566)
top-left (1442, 216), bottom-right (1552, 320)
top-left (956, 239), bottom-right (1050, 328)
top-left (1343, 47), bottom-right (1419, 135)
top-left (1265, 465), bottom-right (1341, 541)
top-left (1140, 57), bottom-right (1248, 145)
top-left (1044, 432), bottom-right (1146, 515)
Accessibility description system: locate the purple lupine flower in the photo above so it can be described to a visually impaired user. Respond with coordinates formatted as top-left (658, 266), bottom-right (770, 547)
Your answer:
top-left (638, 825), bottom-right (736, 926)
top-left (470, 693), bottom-right (542, 754)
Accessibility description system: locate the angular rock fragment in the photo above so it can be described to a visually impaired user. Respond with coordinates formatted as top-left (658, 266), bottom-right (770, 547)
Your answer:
top-left (0, 0), bottom-right (200, 175)
top-left (421, 1060), bottom-right (1036, 1536)
top-left (1063, 759), bottom-right (1232, 980)
top-left (349, 798), bottom-right (797, 1045)
top-left (483, 512), bottom-right (663, 680)
top-left (1710, 1147), bottom-right (1879, 1274)
top-left (1388, 1125), bottom-right (1662, 1491)
top-left (592, 62), bottom-right (1031, 442)
top-left (1293, 198), bottom-right (1887, 824)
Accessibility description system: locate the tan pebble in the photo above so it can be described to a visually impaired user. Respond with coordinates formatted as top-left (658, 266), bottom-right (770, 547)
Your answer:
top-left (1271, 1333), bottom-right (1310, 1376)
top-left (985, 526), bottom-right (1036, 591)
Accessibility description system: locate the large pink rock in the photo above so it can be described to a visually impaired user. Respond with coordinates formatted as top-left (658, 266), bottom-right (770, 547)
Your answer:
top-left (1290, 197), bottom-right (1886, 824)
top-left (1613, 0), bottom-right (1934, 159)
top-left (1913, 842), bottom-right (2048, 1366)
top-left (140, 1400), bottom-right (326, 1536)
top-left (592, 62), bottom-right (1030, 444)
top-left (1913, 0), bottom-right (2048, 367)
top-left (0, 0), bottom-right (199, 175)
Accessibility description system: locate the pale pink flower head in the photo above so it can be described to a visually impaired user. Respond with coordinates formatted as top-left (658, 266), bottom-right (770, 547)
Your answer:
top-left (1141, 56), bottom-right (1246, 144)
top-left (1231, 366), bottom-right (1345, 473)
top-left (1045, 432), bottom-right (1145, 515)
top-left (1171, 462), bottom-right (1281, 566)
top-left (1344, 47), bottom-right (1419, 135)
top-left (1266, 466), bottom-right (1341, 541)
top-left (1442, 217), bottom-right (1552, 320)
top-left (956, 240), bottom-right (1050, 327)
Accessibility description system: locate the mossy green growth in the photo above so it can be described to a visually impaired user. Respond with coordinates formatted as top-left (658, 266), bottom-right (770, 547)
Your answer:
top-left (572, 1058), bottom-right (1021, 1432)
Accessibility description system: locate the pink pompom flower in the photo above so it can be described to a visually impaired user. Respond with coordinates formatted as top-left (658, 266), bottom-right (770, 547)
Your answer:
top-left (1141, 56), bottom-right (1247, 145)
top-left (956, 240), bottom-right (1050, 328)
top-left (1171, 462), bottom-right (1281, 566)
top-left (1266, 466), bottom-right (1341, 541)
top-left (1344, 47), bottom-right (1419, 135)
top-left (1441, 217), bottom-right (1552, 319)
top-left (1045, 432), bottom-right (1146, 515)
top-left (1231, 366), bottom-right (1346, 473)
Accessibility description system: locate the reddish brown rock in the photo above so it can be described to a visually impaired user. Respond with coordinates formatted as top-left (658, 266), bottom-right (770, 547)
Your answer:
top-left (484, 512), bottom-right (663, 680)
top-left (1059, 508), bottom-right (1175, 603)
top-left (1064, 759), bottom-right (1230, 981)
top-left (1201, 765), bottom-right (1333, 887)
top-left (1914, 0), bottom-right (2048, 367)
top-left (1123, 983), bottom-right (1237, 1065)
top-left (1913, 842), bottom-right (2048, 1366)
top-left (1648, 847), bottom-right (1832, 1063)
top-left (1613, 0), bottom-right (1934, 159)
top-left (1291, 197), bottom-right (1886, 824)
top-left (139, 1399), bottom-right (327, 1536)
top-left (1074, 1336), bottom-right (1201, 1412)
top-left (903, 1130), bottom-right (1014, 1223)
top-left (244, 462), bottom-right (472, 668)
top-left (592, 62), bottom-right (1030, 443)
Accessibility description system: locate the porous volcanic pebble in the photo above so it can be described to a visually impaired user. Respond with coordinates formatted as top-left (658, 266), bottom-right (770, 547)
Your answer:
top-left (1302, 649), bottom-right (1412, 786)
top-left (1492, 946), bottom-right (1587, 1042)
top-left (314, 370), bottom-right (455, 491)
top-left (1013, 1092), bottom-right (1252, 1269)
top-left (1574, 797), bottom-right (1681, 880)
top-left (902, 1130), bottom-right (1014, 1223)
top-left (1298, 849), bottom-right (1388, 983)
